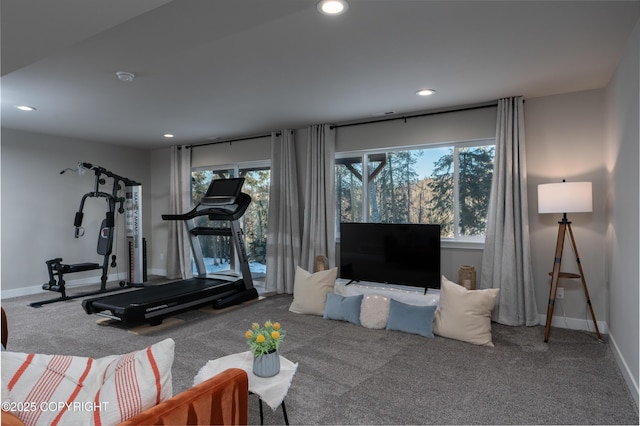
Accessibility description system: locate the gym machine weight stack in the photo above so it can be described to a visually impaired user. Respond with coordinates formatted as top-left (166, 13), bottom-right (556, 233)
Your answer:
top-left (125, 183), bottom-right (146, 285)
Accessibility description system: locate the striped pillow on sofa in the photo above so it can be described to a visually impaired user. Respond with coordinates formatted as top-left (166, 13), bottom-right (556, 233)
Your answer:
top-left (1, 338), bottom-right (174, 426)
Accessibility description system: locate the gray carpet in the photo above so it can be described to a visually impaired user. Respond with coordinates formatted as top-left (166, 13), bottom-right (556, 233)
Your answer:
top-left (3, 290), bottom-right (638, 425)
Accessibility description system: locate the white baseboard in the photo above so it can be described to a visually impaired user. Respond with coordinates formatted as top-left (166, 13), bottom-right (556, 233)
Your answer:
top-left (1, 269), bottom-right (171, 300)
top-left (1, 273), bottom-right (127, 300)
top-left (537, 313), bottom-right (609, 334)
top-left (608, 332), bottom-right (640, 407)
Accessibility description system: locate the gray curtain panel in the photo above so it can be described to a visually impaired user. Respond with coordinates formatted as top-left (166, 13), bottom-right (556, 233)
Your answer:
top-left (265, 130), bottom-right (301, 294)
top-left (300, 124), bottom-right (336, 272)
top-left (167, 145), bottom-right (193, 280)
top-left (480, 97), bottom-right (539, 326)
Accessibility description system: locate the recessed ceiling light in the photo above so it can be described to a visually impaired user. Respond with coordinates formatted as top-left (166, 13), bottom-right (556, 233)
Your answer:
top-left (116, 71), bottom-right (135, 83)
top-left (15, 105), bottom-right (36, 111)
top-left (317, 0), bottom-right (349, 16)
top-left (163, 133), bottom-right (175, 138)
top-left (416, 89), bottom-right (436, 97)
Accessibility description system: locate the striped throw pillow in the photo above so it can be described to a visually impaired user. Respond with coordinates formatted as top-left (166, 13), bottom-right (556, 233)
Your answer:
top-left (1, 338), bottom-right (174, 426)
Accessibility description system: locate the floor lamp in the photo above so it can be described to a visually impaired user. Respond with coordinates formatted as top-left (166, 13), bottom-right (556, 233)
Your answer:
top-left (538, 181), bottom-right (601, 342)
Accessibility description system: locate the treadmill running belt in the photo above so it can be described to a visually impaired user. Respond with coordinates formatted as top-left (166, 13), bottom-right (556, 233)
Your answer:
top-left (82, 278), bottom-right (246, 326)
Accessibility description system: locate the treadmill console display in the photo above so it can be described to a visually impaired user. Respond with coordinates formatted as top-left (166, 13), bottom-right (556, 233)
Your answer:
top-left (202, 178), bottom-right (245, 205)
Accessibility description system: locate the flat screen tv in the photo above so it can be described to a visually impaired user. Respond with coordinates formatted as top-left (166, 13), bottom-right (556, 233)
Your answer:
top-left (339, 222), bottom-right (441, 290)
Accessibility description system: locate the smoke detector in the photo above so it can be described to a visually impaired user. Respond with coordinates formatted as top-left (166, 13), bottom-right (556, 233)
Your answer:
top-left (116, 71), bottom-right (135, 83)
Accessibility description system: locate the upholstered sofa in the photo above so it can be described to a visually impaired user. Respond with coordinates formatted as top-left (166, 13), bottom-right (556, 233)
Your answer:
top-left (1, 308), bottom-right (249, 426)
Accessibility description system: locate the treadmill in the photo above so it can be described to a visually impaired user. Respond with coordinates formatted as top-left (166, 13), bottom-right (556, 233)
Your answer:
top-left (82, 178), bottom-right (259, 325)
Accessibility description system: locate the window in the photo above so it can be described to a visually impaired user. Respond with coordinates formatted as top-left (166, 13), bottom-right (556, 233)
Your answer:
top-left (191, 162), bottom-right (270, 278)
top-left (336, 139), bottom-right (495, 243)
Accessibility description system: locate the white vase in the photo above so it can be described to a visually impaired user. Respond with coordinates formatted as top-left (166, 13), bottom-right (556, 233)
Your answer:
top-left (253, 351), bottom-right (280, 377)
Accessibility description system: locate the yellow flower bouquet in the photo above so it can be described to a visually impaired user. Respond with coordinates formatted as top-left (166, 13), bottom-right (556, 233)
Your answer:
top-left (245, 321), bottom-right (285, 357)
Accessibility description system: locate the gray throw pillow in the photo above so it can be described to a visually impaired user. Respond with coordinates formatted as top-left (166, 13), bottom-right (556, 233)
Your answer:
top-left (386, 298), bottom-right (436, 338)
top-left (323, 292), bottom-right (364, 325)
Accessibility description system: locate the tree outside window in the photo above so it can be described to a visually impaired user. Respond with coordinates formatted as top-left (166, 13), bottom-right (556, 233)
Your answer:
top-left (335, 141), bottom-right (494, 241)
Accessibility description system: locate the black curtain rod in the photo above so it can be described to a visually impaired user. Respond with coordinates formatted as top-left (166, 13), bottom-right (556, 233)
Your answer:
top-left (186, 101), bottom-right (499, 148)
top-left (187, 132), bottom-right (281, 149)
top-left (330, 102), bottom-right (498, 130)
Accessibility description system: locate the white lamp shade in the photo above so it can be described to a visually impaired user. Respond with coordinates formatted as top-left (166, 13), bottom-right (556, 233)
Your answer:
top-left (538, 182), bottom-right (592, 214)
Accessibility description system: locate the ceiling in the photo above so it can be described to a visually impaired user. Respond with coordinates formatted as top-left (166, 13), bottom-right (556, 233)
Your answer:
top-left (2, 0), bottom-right (639, 150)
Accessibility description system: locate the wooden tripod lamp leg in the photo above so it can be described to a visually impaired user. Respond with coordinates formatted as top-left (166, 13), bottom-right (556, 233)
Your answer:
top-left (544, 221), bottom-right (567, 342)
top-left (566, 223), bottom-right (602, 340)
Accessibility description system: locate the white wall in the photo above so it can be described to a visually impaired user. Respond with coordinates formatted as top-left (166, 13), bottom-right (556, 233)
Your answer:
top-left (525, 90), bottom-right (608, 329)
top-left (604, 17), bottom-right (639, 405)
top-left (0, 129), bottom-right (151, 297)
top-left (191, 136), bottom-right (271, 169)
top-left (335, 105), bottom-right (497, 152)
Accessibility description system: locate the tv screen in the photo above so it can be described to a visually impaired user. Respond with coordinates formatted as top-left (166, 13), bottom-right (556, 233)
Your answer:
top-left (339, 223), bottom-right (441, 290)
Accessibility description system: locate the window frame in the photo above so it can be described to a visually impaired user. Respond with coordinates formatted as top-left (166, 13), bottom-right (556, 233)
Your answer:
top-left (335, 138), bottom-right (495, 250)
top-left (190, 159), bottom-right (272, 275)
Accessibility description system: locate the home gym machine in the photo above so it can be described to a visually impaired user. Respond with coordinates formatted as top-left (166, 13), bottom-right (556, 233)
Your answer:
top-left (30, 163), bottom-right (146, 308)
top-left (82, 177), bottom-right (258, 326)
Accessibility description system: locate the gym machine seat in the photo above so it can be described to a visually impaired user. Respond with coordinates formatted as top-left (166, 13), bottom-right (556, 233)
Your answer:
top-left (43, 259), bottom-right (101, 289)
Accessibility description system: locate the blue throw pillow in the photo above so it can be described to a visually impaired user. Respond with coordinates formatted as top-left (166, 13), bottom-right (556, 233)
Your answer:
top-left (323, 292), bottom-right (364, 325)
top-left (386, 298), bottom-right (436, 338)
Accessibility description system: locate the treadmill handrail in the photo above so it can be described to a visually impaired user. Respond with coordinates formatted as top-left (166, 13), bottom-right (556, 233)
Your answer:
top-left (162, 193), bottom-right (251, 222)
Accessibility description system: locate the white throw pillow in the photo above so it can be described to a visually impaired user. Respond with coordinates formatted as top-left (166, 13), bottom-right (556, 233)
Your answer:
top-left (359, 294), bottom-right (391, 329)
top-left (289, 266), bottom-right (338, 315)
top-left (1, 338), bottom-right (174, 426)
top-left (433, 276), bottom-right (499, 347)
